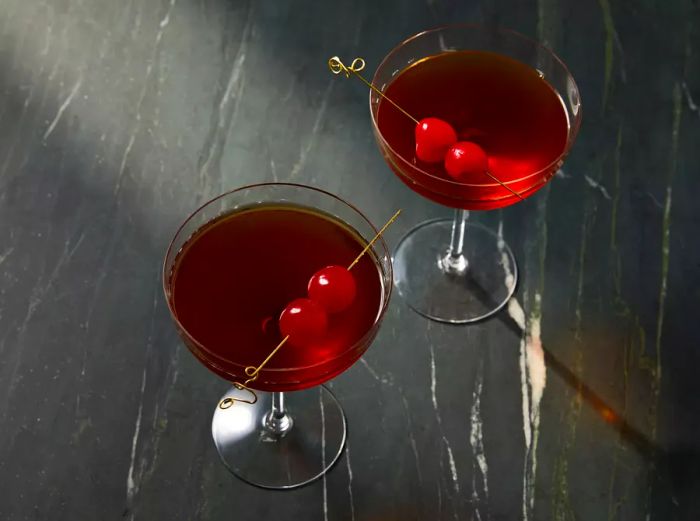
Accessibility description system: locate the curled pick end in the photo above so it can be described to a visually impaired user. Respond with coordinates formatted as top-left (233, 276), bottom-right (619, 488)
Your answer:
top-left (328, 56), bottom-right (366, 78)
top-left (218, 383), bottom-right (258, 408)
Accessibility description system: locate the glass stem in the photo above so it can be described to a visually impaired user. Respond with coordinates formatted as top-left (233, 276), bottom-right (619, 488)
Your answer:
top-left (442, 209), bottom-right (469, 274)
top-left (265, 391), bottom-right (293, 436)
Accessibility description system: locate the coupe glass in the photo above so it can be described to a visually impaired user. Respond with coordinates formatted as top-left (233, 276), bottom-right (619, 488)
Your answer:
top-left (163, 183), bottom-right (392, 489)
top-left (370, 25), bottom-right (581, 323)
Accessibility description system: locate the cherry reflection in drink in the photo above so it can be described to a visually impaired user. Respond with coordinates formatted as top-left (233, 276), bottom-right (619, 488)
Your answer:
top-left (368, 25), bottom-right (581, 322)
top-left (163, 184), bottom-right (392, 489)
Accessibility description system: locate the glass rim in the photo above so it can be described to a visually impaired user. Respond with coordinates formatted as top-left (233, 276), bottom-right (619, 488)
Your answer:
top-left (162, 182), bottom-right (393, 374)
top-left (368, 23), bottom-right (582, 188)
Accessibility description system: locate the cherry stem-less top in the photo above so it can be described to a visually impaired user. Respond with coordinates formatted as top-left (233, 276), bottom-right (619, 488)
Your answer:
top-left (328, 56), bottom-right (523, 201)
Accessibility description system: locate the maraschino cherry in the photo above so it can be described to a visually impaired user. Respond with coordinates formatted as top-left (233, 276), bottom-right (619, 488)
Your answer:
top-left (415, 117), bottom-right (457, 163)
top-left (444, 141), bottom-right (488, 181)
top-left (308, 265), bottom-right (357, 313)
top-left (279, 298), bottom-right (328, 347)
top-left (328, 56), bottom-right (519, 198)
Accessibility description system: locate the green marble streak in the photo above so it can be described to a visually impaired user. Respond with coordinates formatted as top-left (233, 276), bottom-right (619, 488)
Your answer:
top-left (607, 310), bottom-right (650, 518)
top-left (640, 83), bottom-right (682, 518)
top-left (604, 81), bottom-right (681, 516)
top-left (653, 83), bottom-right (682, 411)
top-left (606, 121), bottom-right (632, 521)
top-left (551, 171), bottom-right (599, 521)
top-left (609, 124), bottom-right (623, 274)
top-left (550, 353), bottom-right (583, 521)
top-left (606, 338), bottom-right (630, 521)
top-left (598, 0), bottom-right (617, 112)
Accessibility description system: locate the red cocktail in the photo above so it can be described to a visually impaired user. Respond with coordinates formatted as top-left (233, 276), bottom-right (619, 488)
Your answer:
top-left (167, 204), bottom-right (384, 391)
top-left (376, 50), bottom-right (571, 210)
top-left (163, 183), bottom-right (392, 489)
top-left (366, 25), bottom-right (581, 323)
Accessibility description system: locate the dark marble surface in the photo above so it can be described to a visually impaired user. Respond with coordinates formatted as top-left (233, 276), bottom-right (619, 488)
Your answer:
top-left (0, 0), bottom-right (699, 519)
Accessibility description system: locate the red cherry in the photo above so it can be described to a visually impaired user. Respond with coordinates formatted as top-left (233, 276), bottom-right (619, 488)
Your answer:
top-left (279, 298), bottom-right (328, 346)
top-left (444, 141), bottom-right (488, 181)
top-left (308, 265), bottom-right (357, 313)
top-left (415, 117), bottom-right (457, 163)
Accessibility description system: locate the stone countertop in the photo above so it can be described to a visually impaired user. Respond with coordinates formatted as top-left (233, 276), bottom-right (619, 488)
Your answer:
top-left (0, 0), bottom-right (698, 519)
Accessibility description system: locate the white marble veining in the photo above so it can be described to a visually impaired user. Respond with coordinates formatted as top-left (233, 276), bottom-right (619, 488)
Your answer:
top-left (42, 77), bottom-right (82, 141)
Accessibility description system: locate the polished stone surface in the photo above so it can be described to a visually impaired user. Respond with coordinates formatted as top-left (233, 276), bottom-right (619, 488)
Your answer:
top-left (0, 0), bottom-right (698, 519)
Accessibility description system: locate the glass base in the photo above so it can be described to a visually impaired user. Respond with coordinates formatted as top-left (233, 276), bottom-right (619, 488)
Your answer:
top-left (393, 218), bottom-right (517, 323)
top-left (211, 385), bottom-right (346, 489)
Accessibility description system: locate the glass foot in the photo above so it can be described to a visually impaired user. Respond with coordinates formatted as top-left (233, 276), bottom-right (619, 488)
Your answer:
top-left (211, 385), bottom-right (346, 489)
top-left (393, 218), bottom-right (517, 323)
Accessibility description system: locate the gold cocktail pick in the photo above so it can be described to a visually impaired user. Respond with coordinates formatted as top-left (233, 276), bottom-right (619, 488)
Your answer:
top-left (327, 56), bottom-right (524, 201)
top-left (219, 209), bottom-right (401, 409)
